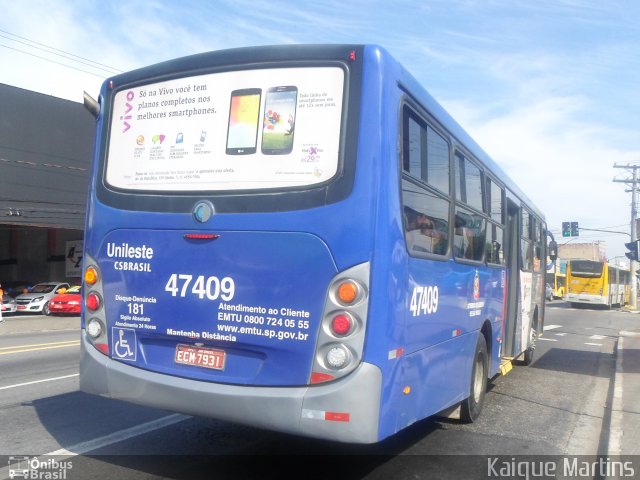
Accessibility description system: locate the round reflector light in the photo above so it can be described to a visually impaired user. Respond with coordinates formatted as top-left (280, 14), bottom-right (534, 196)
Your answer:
top-left (326, 345), bottom-right (349, 369)
top-left (331, 313), bottom-right (352, 336)
top-left (337, 280), bottom-right (358, 304)
top-left (84, 266), bottom-right (98, 285)
top-left (86, 292), bottom-right (101, 311)
top-left (86, 318), bottom-right (103, 338)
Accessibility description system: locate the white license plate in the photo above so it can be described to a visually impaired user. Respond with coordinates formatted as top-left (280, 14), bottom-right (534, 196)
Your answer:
top-left (174, 344), bottom-right (226, 370)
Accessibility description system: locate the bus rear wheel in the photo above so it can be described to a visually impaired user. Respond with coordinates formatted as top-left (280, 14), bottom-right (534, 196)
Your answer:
top-left (523, 326), bottom-right (536, 365)
top-left (460, 333), bottom-right (488, 423)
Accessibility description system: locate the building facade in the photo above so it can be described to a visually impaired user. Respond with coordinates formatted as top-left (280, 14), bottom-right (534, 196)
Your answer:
top-left (0, 83), bottom-right (93, 284)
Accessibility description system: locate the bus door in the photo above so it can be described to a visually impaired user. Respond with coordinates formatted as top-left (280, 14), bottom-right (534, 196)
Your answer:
top-left (502, 199), bottom-right (521, 358)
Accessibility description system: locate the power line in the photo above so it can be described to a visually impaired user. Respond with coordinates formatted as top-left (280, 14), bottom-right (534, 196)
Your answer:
top-left (0, 28), bottom-right (122, 73)
top-left (0, 43), bottom-right (109, 79)
top-left (0, 30), bottom-right (122, 75)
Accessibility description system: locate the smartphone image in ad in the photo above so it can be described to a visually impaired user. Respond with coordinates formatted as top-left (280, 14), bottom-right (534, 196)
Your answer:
top-left (262, 86), bottom-right (298, 155)
top-left (226, 88), bottom-right (261, 155)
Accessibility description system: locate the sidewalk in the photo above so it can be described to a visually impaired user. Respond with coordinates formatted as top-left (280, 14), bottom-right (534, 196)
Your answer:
top-left (0, 315), bottom-right (80, 336)
top-left (610, 329), bottom-right (640, 456)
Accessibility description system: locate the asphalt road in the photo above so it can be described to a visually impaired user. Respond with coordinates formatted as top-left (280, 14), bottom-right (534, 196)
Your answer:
top-left (0, 304), bottom-right (637, 479)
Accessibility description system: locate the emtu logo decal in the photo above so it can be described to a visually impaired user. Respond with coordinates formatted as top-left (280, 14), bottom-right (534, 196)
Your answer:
top-left (473, 270), bottom-right (480, 300)
top-left (121, 90), bottom-right (134, 133)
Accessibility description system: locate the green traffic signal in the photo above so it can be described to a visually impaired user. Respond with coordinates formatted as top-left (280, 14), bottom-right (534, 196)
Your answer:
top-left (570, 222), bottom-right (579, 236)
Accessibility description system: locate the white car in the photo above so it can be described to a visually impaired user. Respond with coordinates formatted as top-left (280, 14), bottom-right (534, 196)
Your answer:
top-left (15, 282), bottom-right (70, 315)
top-left (2, 293), bottom-right (17, 314)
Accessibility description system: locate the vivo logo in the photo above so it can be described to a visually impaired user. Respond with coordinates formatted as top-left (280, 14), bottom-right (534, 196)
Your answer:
top-left (121, 90), bottom-right (134, 132)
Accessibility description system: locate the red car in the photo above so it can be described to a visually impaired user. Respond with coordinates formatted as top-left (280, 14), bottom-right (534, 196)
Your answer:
top-left (48, 286), bottom-right (82, 315)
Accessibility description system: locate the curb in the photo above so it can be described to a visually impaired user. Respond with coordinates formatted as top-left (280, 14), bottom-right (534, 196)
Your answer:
top-left (608, 329), bottom-right (640, 457)
top-left (608, 336), bottom-right (624, 456)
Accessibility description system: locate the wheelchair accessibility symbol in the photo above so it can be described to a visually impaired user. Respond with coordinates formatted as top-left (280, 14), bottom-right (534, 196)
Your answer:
top-left (112, 327), bottom-right (137, 361)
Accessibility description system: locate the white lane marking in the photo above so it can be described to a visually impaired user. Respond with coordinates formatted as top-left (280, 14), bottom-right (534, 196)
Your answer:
top-left (584, 343), bottom-right (603, 346)
top-left (544, 324), bottom-right (562, 331)
top-left (538, 338), bottom-right (557, 342)
top-left (555, 333), bottom-right (568, 336)
top-left (0, 374), bottom-right (79, 391)
top-left (589, 335), bottom-right (606, 340)
top-left (609, 337), bottom-right (624, 456)
top-left (0, 414), bottom-right (189, 480)
top-left (46, 414), bottom-right (189, 456)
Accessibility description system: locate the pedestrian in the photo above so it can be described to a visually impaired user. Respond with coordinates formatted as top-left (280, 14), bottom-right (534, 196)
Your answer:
top-left (0, 282), bottom-right (4, 323)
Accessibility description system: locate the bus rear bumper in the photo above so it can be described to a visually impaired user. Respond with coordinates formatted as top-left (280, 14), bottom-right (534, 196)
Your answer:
top-left (564, 293), bottom-right (606, 305)
top-left (80, 333), bottom-right (382, 443)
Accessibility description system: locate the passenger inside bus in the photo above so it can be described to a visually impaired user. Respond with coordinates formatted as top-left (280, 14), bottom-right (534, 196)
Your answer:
top-left (404, 206), bottom-right (447, 255)
top-left (454, 213), bottom-right (475, 259)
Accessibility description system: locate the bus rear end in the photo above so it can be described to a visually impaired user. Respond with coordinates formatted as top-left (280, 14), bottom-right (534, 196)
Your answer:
top-left (565, 260), bottom-right (608, 305)
top-left (80, 45), bottom-right (388, 443)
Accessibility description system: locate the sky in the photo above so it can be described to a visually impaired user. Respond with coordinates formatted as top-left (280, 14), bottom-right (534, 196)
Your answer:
top-left (1, 0), bottom-right (639, 260)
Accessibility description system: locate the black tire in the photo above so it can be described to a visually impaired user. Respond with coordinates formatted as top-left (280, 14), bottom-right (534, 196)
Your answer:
top-left (43, 301), bottom-right (50, 316)
top-left (460, 334), bottom-right (488, 423)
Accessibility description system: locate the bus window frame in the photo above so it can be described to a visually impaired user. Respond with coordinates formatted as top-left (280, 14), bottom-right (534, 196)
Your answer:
top-left (399, 100), bottom-right (452, 261)
top-left (486, 219), bottom-right (505, 266)
top-left (485, 174), bottom-right (505, 225)
top-left (452, 148), bottom-right (487, 265)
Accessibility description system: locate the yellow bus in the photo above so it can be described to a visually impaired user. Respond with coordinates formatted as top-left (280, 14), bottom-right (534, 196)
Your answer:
top-left (565, 260), bottom-right (630, 308)
top-left (545, 271), bottom-right (566, 299)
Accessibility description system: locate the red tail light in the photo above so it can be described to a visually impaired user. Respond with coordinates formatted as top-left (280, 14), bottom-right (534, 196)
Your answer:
top-left (86, 292), bottom-right (101, 311)
top-left (331, 313), bottom-right (352, 336)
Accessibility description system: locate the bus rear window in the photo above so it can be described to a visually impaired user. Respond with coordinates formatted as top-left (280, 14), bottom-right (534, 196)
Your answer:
top-left (106, 67), bottom-right (345, 192)
top-left (570, 261), bottom-right (603, 278)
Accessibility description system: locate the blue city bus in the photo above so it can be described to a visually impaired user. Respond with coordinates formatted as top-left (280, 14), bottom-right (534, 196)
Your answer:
top-left (80, 44), bottom-right (554, 443)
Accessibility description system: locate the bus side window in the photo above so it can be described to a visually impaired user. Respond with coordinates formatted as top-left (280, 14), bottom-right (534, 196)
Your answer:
top-left (403, 108), bottom-right (449, 195)
top-left (454, 208), bottom-right (486, 261)
top-left (486, 223), bottom-right (504, 265)
top-left (486, 177), bottom-right (504, 224)
top-left (401, 106), bottom-right (451, 258)
top-left (455, 153), bottom-right (484, 213)
top-left (402, 179), bottom-right (449, 256)
top-left (521, 239), bottom-right (533, 271)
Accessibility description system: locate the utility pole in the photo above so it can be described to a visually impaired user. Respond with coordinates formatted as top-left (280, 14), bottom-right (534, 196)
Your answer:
top-left (613, 163), bottom-right (639, 308)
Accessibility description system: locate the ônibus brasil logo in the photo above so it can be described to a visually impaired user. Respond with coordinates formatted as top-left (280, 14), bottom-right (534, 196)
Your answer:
top-left (7, 456), bottom-right (73, 479)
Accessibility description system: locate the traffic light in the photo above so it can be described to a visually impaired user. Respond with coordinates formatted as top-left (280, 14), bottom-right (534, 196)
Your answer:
top-left (625, 240), bottom-right (640, 261)
top-left (562, 221), bottom-right (579, 237)
top-left (570, 222), bottom-right (579, 236)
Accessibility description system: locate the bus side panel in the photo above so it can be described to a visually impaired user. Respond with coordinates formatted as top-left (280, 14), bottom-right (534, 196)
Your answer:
top-left (392, 333), bottom-right (477, 431)
top-left (517, 271), bottom-right (533, 353)
top-left (370, 257), bottom-right (505, 439)
top-left (355, 54), bottom-right (507, 438)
